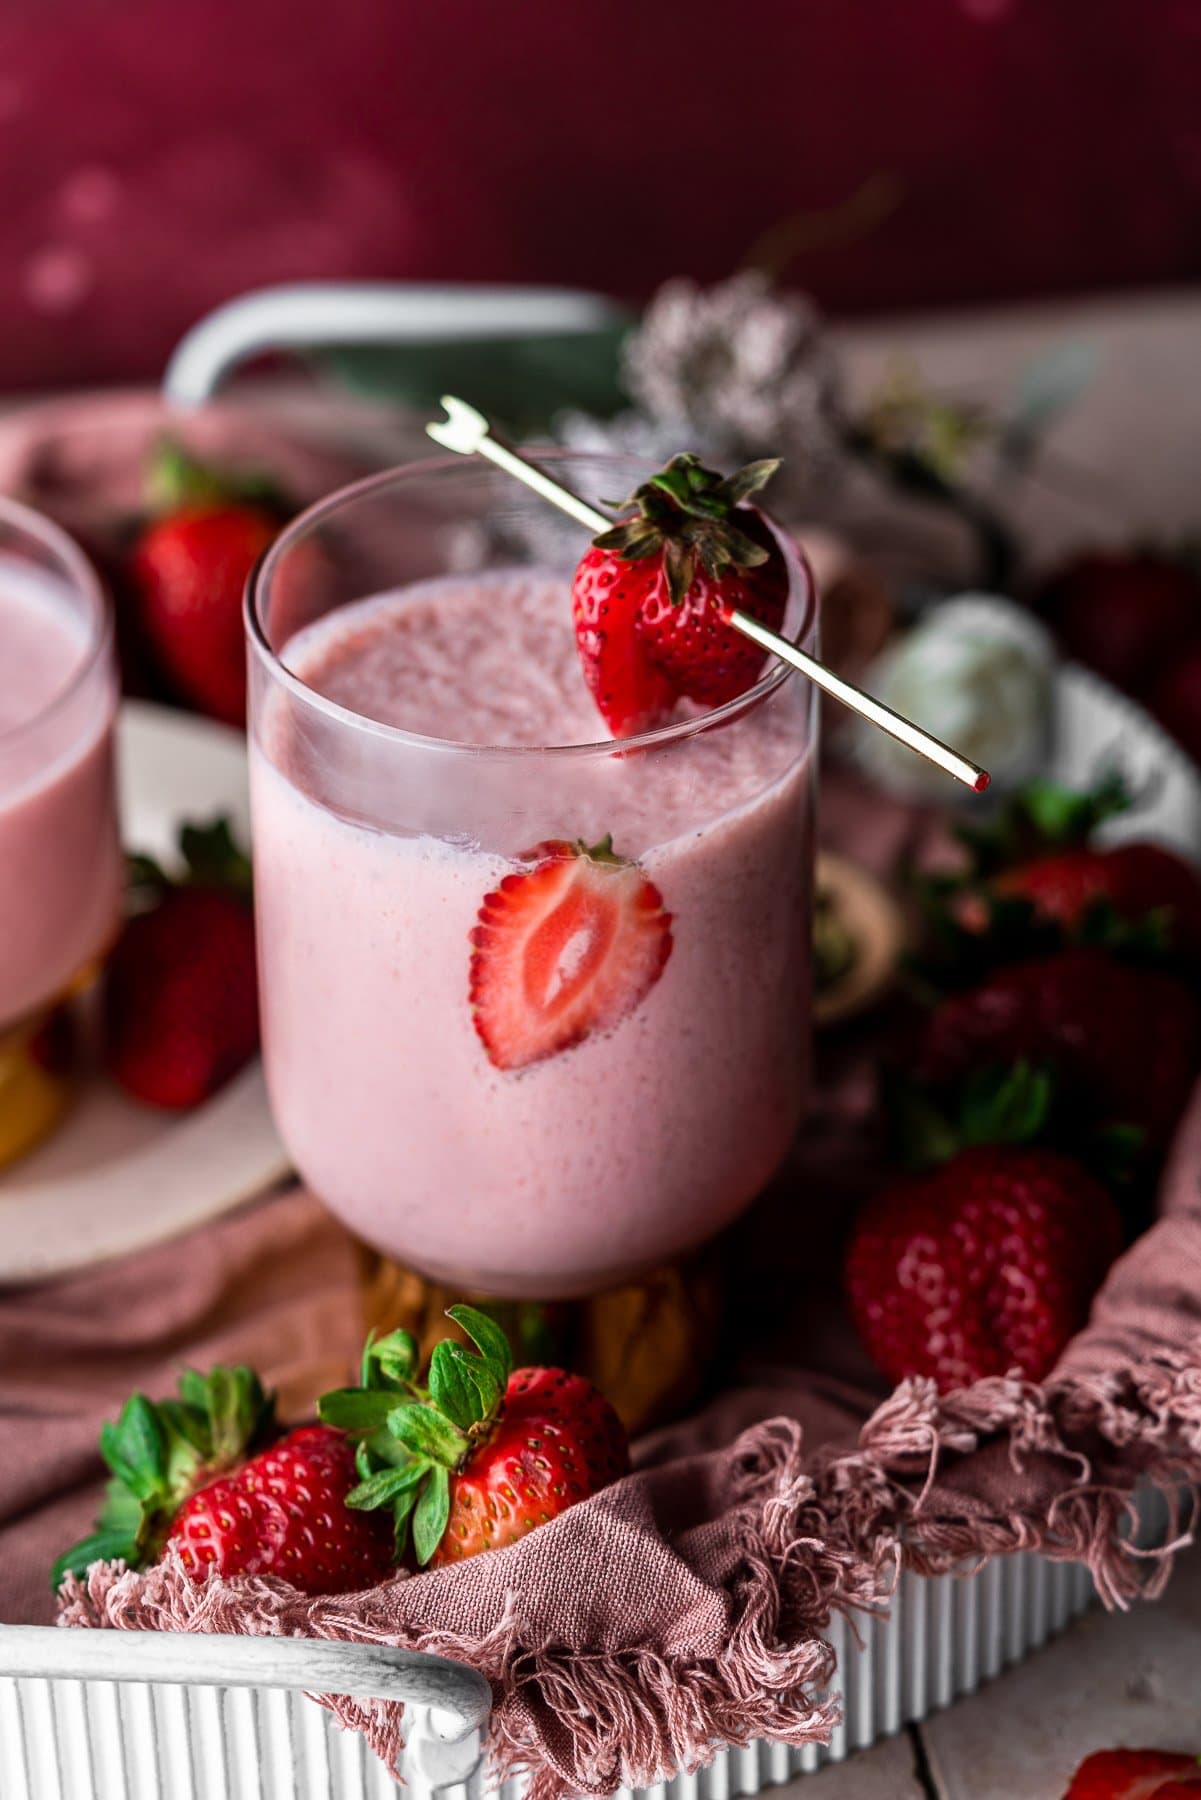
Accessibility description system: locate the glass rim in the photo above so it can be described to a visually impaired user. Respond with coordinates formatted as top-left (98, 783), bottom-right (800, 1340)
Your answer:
top-left (0, 493), bottom-right (112, 748)
top-left (245, 449), bottom-right (818, 760)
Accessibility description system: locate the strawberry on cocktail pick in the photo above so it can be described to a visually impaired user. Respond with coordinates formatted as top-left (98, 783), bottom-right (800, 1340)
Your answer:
top-left (572, 453), bottom-right (788, 735)
top-left (427, 396), bottom-right (990, 791)
top-left (319, 1305), bottom-right (629, 1566)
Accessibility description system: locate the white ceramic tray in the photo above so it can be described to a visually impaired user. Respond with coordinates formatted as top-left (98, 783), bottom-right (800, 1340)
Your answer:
top-left (0, 1543), bottom-right (1097, 1800)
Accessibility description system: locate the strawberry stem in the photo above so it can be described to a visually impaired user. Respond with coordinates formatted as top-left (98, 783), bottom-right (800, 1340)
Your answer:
top-left (319, 1305), bottom-right (516, 1566)
top-left (593, 453), bottom-right (781, 604)
top-left (51, 1365), bottom-right (275, 1591)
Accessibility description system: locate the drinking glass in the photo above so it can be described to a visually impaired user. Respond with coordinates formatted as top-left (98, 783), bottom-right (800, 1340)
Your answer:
top-left (0, 498), bottom-right (121, 1164)
top-left (247, 454), bottom-right (817, 1298)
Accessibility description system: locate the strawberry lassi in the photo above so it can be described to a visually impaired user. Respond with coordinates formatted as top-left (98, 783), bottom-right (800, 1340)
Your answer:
top-left (0, 519), bottom-right (121, 1033)
top-left (248, 456), bottom-right (816, 1298)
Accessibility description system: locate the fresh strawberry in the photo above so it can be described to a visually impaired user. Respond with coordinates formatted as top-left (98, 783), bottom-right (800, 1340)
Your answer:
top-left (572, 454), bottom-right (788, 735)
top-left (1062, 1747), bottom-right (1200, 1798)
top-left (1037, 549), bottom-right (1201, 693)
top-left (169, 1425), bottom-right (392, 1591)
top-left (988, 841), bottom-right (1201, 961)
top-left (320, 1305), bottom-right (629, 1566)
top-left (104, 817), bottom-right (259, 1109)
top-left (1149, 645), bottom-right (1201, 769)
top-left (128, 440), bottom-right (287, 726)
top-left (915, 948), bottom-right (1201, 1150)
top-left (845, 1143), bottom-right (1120, 1390)
top-left (52, 1366), bottom-right (393, 1596)
top-left (470, 835), bottom-right (672, 1071)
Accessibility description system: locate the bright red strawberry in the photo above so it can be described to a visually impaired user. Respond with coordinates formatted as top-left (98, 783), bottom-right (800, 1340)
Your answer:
top-left (572, 454), bottom-right (788, 736)
top-left (169, 1425), bottom-right (392, 1592)
top-left (469, 836), bottom-right (672, 1071)
top-left (1149, 645), bottom-right (1201, 769)
top-left (1062, 1747), bottom-right (1200, 1798)
top-left (321, 1305), bottom-right (629, 1566)
top-left (989, 841), bottom-right (1201, 959)
top-left (52, 1366), bottom-right (393, 1596)
top-left (845, 1144), bottom-right (1121, 1391)
top-left (571, 551), bottom-right (677, 737)
top-left (431, 1364), bottom-right (628, 1564)
top-left (104, 818), bottom-right (259, 1109)
top-left (128, 440), bottom-right (287, 726)
top-left (1037, 550), bottom-right (1201, 694)
top-left (916, 948), bottom-right (1201, 1149)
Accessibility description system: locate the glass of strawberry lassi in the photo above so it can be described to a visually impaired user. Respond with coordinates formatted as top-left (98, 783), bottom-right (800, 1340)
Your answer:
top-left (0, 498), bottom-right (121, 1164)
top-left (247, 454), bottom-right (817, 1299)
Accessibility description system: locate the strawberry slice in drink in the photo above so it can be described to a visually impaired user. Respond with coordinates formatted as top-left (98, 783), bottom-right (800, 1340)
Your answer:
top-left (469, 836), bottom-right (672, 1070)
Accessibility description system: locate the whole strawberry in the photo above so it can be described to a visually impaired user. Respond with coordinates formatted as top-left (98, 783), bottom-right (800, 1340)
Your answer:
top-left (105, 818), bottom-right (259, 1109)
top-left (572, 454), bottom-right (788, 736)
top-left (1037, 549), bottom-right (1201, 694)
top-left (320, 1305), bottom-right (629, 1566)
top-left (988, 841), bottom-right (1201, 962)
top-left (1062, 1746), bottom-right (1201, 1798)
top-left (470, 835), bottom-right (672, 1070)
top-left (916, 947), bottom-right (1201, 1150)
top-left (53, 1366), bottom-right (393, 1596)
top-left (845, 1143), bottom-right (1121, 1391)
top-left (129, 440), bottom-right (286, 726)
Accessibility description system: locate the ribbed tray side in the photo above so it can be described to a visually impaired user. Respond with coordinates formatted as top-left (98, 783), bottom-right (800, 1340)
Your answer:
top-left (0, 1552), bottom-right (1099, 1800)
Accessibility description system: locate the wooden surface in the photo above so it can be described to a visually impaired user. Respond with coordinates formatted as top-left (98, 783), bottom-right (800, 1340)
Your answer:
top-left (775, 1548), bottom-right (1201, 1800)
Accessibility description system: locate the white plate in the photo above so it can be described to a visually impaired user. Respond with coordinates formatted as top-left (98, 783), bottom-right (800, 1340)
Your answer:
top-left (0, 701), bottom-right (289, 1285)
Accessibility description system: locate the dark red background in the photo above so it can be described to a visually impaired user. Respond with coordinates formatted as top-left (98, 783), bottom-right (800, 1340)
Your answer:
top-left (2, 0), bottom-right (1200, 390)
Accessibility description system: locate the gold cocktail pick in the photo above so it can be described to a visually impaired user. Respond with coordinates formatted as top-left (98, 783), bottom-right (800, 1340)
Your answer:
top-left (427, 395), bottom-right (991, 793)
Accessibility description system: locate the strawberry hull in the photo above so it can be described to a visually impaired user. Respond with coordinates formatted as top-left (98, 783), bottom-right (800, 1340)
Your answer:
top-left (249, 560), bottom-right (816, 1300)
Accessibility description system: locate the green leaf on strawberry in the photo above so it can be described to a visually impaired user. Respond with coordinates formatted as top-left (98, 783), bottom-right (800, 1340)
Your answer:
top-left (319, 1305), bottom-right (627, 1568)
top-left (51, 1365), bottom-right (274, 1590)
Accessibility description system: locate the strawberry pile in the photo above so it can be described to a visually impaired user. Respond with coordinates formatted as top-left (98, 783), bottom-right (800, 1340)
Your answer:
top-left (55, 1308), bottom-right (629, 1594)
top-left (572, 453), bottom-right (789, 736)
top-left (104, 817), bottom-right (260, 1109)
top-left (844, 776), bottom-right (1201, 1393)
top-left (1036, 548), bottom-right (1201, 769)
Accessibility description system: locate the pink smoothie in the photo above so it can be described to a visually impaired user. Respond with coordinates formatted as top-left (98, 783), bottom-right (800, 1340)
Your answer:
top-left (0, 561), bottom-right (121, 1027)
top-left (251, 569), bottom-right (814, 1298)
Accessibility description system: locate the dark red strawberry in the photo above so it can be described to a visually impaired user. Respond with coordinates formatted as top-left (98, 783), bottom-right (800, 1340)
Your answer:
top-left (988, 841), bottom-right (1201, 960)
top-left (1062, 1747), bottom-right (1201, 1798)
top-left (321, 1305), bottom-right (629, 1566)
top-left (53, 1366), bottom-right (393, 1596)
top-left (104, 818), bottom-right (259, 1109)
top-left (1149, 646), bottom-right (1201, 769)
top-left (469, 836), bottom-right (672, 1071)
top-left (916, 948), bottom-right (1201, 1150)
top-left (1037, 550), bottom-right (1201, 693)
top-left (572, 454), bottom-right (788, 736)
top-left (129, 440), bottom-right (287, 726)
top-left (845, 1144), bottom-right (1120, 1390)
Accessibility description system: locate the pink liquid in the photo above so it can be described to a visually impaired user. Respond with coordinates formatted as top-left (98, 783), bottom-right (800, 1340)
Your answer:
top-left (0, 562), bottom-right (121, 1027)
top-left (252, 570), bottom-right (814, 1297)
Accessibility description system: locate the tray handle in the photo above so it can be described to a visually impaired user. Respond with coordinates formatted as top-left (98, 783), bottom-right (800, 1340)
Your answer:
top-left (0, 1623), bottom-right (492, 1785)
top-left (162, 280), bottom-right (623, 406)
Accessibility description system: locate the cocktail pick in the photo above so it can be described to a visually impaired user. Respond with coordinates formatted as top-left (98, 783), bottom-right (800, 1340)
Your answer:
top-left (427, 396), bottom-right (991, 793)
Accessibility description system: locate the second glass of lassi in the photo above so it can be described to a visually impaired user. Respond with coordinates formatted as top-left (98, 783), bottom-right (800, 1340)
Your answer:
top-left (0, 497), bottom-right (121, 1164)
